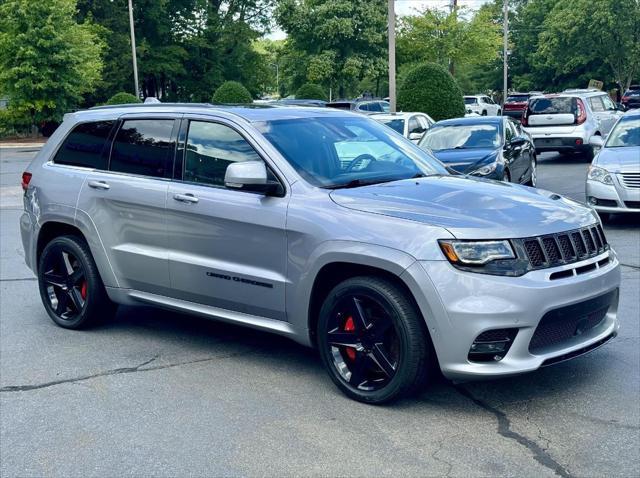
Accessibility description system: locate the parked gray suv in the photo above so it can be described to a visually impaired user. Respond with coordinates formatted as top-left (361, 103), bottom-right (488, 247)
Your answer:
top-left (20, 104), bottom-right (620, 403)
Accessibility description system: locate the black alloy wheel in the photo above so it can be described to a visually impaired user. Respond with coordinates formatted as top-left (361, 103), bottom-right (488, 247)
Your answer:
top-left (38, 235), bottom-right (115, 329)
top-left (317, 276), bottom-right (429, 404)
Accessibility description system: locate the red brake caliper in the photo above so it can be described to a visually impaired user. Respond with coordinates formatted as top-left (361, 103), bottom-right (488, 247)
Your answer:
top-left (343, 316), bottom-right (356, 361)
top-left (80, 281), bottom-right (87, 300)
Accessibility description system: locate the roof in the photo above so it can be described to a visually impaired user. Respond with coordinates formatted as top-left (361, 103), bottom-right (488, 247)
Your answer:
top-left (622, 108), bottom-right (640, 117)
top-left (370, 112), bottom-right (424, 120)
top-left (81, 103), bottom-right (354, 123)
top-left (434, 116), bottom-right (504, 126)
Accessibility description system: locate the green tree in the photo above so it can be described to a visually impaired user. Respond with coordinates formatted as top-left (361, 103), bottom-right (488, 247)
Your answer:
top-left (397, 63), bottom-right (465, 120)
top-left (397, 6), bottom-right (502, 76)
top-left (212, 81), bottom-right (253, 103)
top-left (276, 0), bottom-right (388, 98)
top-left (535, 0), bottom-right (640, 91)
top-left (295, 83), bottom-right (327, 100)
top-left (0, 0), bottom-right (104, 127)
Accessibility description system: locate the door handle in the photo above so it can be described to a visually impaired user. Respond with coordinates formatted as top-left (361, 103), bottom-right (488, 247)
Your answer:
top-left (88, 180), bottom-right (110, 190)
top-left (173, 193), bottom-right (199, 204)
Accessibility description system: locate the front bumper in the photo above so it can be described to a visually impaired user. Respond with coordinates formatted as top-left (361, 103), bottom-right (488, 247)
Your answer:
top-left (402, 250), bottom-right (620, 381)
top-left (586, 177), bottom-right (640, 213)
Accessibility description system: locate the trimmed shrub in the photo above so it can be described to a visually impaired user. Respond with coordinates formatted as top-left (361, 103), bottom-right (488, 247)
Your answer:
top-left (295, 83), bottom-right (327, 101)
top-left (397, 63), bottom-right (465, 121)
top-left (105, 92), bottom-right (142, 105)
top-left (212, 81), bottom-right (253, 104)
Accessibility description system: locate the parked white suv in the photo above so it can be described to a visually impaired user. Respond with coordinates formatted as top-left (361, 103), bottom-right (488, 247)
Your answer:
top-left (464, 95), bottom-right (501, 116)
top-left (522, 90), bottom-right (624, 159)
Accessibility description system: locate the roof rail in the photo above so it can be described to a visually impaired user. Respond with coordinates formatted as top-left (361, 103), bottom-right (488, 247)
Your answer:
top-left (562, 88), bottom-right (601, 93)
top-left (89, 102), bottom-right (218, 110)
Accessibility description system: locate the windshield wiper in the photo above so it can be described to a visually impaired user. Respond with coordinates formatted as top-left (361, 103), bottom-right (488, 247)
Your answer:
top-left (325, 178), bottom-right (397, 190)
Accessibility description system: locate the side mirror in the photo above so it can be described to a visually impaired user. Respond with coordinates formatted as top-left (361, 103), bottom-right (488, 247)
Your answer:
top-left (589, 135), bottom-right (605, 148)
top-left (224, 161), bottom-right (283, 196)
top-left (508, 136), bottom-right (527, 147)
top-left (616, 103), bottom-right (627, 112)
top-left (408, 131), bottom-right (424, 141)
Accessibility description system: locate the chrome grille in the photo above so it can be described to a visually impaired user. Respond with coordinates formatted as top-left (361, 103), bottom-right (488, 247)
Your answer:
top-left (516, 224), bottom-right (609, 271)
top-left (620, 173), bottom-right (640, 189)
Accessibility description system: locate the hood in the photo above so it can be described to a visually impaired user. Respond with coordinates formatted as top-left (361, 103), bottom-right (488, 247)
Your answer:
top-left (431, 148), bottom-right (499, 174)
top-left (329, 175), bottom-right (597, 239)
top-left (595, 147), bottom-right (640, 173)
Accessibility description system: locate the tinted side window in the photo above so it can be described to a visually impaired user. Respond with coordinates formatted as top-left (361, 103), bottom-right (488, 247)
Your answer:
top-left (589, 97), bottom-right (605, 112)
top-left (53, 121), bottom-right (114, 169)
top-left (184, 121), bottom-right (262, 187)
top-left (408, 117), bottom-right (421, 133)
top-left (110, 120), bottom-right (174, 178)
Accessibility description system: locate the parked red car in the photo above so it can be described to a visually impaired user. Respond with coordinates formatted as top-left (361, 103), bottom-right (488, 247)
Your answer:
top-left (502, 92), bottom-right (543, 120)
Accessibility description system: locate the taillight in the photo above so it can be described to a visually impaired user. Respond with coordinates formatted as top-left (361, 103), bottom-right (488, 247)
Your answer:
top-left (21, 172), bottom-right (32, 191)
top-left (575, 98), bottom-right (587, 125)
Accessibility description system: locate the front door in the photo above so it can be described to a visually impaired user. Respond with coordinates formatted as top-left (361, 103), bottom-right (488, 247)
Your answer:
top-left (165, 117), bottom-right (289, 321)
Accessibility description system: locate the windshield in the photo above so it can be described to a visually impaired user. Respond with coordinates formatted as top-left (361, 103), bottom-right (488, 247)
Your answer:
top-left (464, 97), bottom-right (478, 105)
top-left (419, 123), bottom-right (501, 151)
top-left (378, 118), bottom-right (405, 134)
top-left (255, 116), bottom-right (448, 188)
top-left (605, 117), bottom-right (640, 148)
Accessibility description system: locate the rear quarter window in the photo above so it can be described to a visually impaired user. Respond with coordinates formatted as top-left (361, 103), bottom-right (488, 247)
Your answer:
top-left (53, 121), bottom-right (114, 169)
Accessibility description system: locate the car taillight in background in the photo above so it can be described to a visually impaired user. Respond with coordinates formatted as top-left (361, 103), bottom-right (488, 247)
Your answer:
top-left (575, 98), bottom-right (587, 125)
top-left (21, 172), bottom-right (32, 191)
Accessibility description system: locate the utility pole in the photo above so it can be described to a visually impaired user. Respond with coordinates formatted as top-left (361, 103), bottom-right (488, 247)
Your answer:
top-left (503, 0), bottom-right (508, 104)
top-left (388, 0), bottom-right (396, 113)
top-left (128, 0), bottom-right (140, 97)
top-left (449, 0), bottom-right (458, 76)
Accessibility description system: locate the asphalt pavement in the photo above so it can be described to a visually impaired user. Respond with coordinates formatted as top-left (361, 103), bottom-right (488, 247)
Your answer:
top-left (1, 147), bottom-right (638, 477)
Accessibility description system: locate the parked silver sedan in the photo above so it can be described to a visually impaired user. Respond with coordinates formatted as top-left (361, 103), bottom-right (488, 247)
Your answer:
top-left (586, 109), bottom-right (640, 221)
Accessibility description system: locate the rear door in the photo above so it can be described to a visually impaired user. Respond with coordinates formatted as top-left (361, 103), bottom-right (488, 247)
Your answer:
top-left (165, 116), bottom-right (288, 320)
top-left (77, 114), bottom-right (178, 292)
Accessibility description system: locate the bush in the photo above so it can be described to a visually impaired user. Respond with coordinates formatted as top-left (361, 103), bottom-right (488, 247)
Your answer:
top-left (295, 83), bottom-right (327, 100)
top-left (0, 107), bottom-right (32, 138)
top-left (105, 92), bottom-right (142, 105)
top-left (212, 81), bottom-right (253, 104)
top-left (397, 63), bottom-right (465, 121)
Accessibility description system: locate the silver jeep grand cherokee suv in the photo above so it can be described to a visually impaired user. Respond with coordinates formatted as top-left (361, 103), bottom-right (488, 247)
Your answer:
top-left (20, 104), bottom-right (620, 404)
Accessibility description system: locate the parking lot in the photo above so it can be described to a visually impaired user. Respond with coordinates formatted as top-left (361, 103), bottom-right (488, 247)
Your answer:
top-left (1, 147), bottom-right (638, 477)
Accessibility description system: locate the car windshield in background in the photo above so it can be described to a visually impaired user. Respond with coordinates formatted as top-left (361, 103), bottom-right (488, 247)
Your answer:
top-left (464, 97), bottom-right (478, 105)
top-left (624, 90), bottom-right (640, 97)
top-left (255, 116), bottom-right (448, 188)
top-left (605, 117), bottom-right (640, 148)
top-left (419, 123), bottom-right (501, 151)
top-left (529, 97), bottom-right (576, 115)
top-left (379, 118), bottom-right (405, 134)
top-left (507, 95), bottom-right (530, 102)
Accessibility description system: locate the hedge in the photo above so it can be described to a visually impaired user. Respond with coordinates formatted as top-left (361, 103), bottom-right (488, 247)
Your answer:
top-left (397, 63), bottom-right (465, 121)
top-left (105, 92), bottom-right (142, 105)
top-left (295, 83), bottom-right (327, 101)
top-left (212, 81), bottom-right (253, 104)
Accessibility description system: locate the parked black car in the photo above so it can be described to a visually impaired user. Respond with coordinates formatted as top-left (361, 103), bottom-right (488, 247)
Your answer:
top-left (418, 116), bottom-right (537, 186)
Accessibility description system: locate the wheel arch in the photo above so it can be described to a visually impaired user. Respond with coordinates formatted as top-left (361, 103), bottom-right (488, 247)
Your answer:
top-left (306, 260), bottom-right (429, 349)
top-left (36, 221), bottom-right (85, 268)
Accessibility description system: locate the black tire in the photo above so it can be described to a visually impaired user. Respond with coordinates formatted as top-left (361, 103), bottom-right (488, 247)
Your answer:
top-left (497, 109), bottom-right (502, 116)
top-left (317, 276), bottom-right (430, 404)
top-left (502, 168), bottom-right (511, 183)
top-left (481, 110), bottom-right (487, 116)
top-left (582, 146), bottom-right (595, 161)
top-left (38, 235), bottom-right (116, 329)
top-left (598, 212), bottom-right (611, 223)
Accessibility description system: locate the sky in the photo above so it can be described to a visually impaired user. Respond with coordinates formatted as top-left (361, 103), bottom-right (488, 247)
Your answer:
top-left (267, 0), bottom-right (491, 40)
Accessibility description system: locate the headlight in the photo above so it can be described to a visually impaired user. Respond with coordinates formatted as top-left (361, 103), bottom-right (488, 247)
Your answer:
top-left (439, 240), bottom-right (515, 265)
top-left (471, 163), bottom-right (497, 176)
top-left (588, 166), bottom-right (613, 185)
